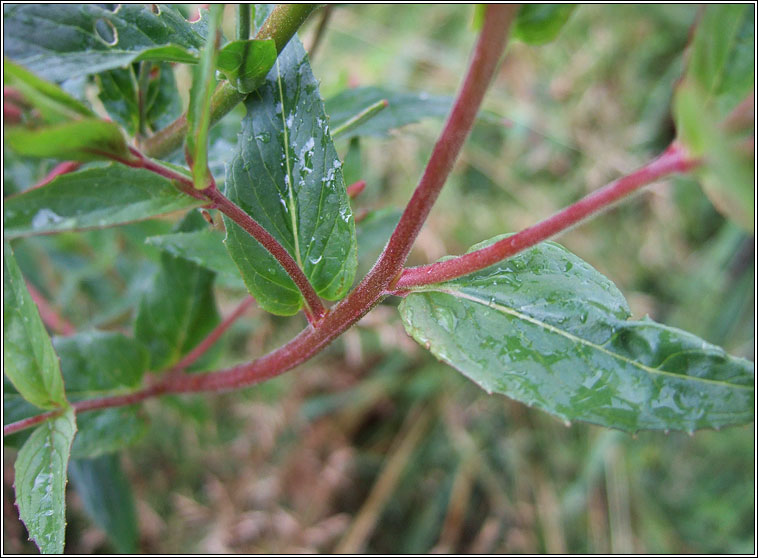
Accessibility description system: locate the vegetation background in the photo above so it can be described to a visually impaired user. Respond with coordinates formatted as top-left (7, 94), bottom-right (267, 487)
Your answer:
top-left (3, 4), bottom-right (754, 553)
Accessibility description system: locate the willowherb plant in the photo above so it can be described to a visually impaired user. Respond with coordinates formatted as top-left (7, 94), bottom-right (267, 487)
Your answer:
top-left (2, 4), bottom-right (754, 553)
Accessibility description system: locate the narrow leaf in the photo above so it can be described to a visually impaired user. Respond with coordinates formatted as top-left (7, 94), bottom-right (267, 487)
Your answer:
top-left (512, 5), bottom-right (577, 45)
top-left (399, 238), bottom-right (755, 432)
top-left (325, 86), bottom-right (454, 140)
top-left (3, 244), bottom-right (66, 409)
top-left (96, 67), bottom-right (140, 135)
top-left (69, 455), bottom-right (139, 553)
top-left (145, 63), bottom-right (183, 132)
top-left (135, 211), bottom-right (220, 370)
top-left (14, 408), bottom-right (77, 554)
top-left (224, 37), bottom-right (357, 315)
top-left (3, 4), bottom-right (204, 82)
top-left (217, 39), bottom-right (277, 93)
top-left (186, 5), bottom-right (222, 190)
top-left (3, 165), bottom-right (203, 239)
top-left (6, 119), bottom-right (129, 162)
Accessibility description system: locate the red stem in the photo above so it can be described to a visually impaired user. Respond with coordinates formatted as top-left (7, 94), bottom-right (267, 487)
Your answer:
top-left (26, 281), bottom-right (76, 336)
top-left (396, 143), bottom-right (700, 289)
top-left (28, 161), bottom-right (82, 191)
top-left (3, 409), bottom-right (61, 436)
top-left (172, 296), bottom-right (256, 371)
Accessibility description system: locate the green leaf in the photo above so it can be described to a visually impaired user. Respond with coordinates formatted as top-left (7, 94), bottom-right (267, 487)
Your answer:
top-left (96, 68), bottom-right (140, 135)
top-left (673, 5), bottom-right (754, 232)
top-left (224, 37), bottom-right (357, 315)
top-left (3, 165), bottom-right (203, 239)
top-left (217, 39), bottom-right (277, 93)
top-left (4, 59), bottom-right (94, 124)
top-left (3, 4), bottom-right (204, 82)
top-left (71, 407), bottom-right (147, 459)
top-left (53, 332), bottom-right (148, 392)
top-left (3, 244), bottom-right (66, 410)
top-left (14, 408), bottom-right (77, 554)
top-left (399, 238), bottom-right (755, 433)
top-left (186, 5), bottom-right (222, 190)
top-left (6, 119), bottom-right (129, 162)
top-left (68, 455), bottom-right (138, 553)
top-left (325, 86), bottom-right (454, 140)
top-left (512, 5), bottom-right (577, 45)
top-left (146, 228), bottom-right (246, 288)
top-left (135, 211), bottom-right (220, 370)
top-left (145, 63), bottom-right (182, 132)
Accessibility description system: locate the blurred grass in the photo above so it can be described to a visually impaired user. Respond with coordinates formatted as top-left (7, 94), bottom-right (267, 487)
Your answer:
top-left (3, 4), bottom-right (754, 554)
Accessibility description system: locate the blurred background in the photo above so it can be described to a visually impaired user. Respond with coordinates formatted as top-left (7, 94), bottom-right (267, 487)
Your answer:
top-left (3, 4), bottom-right (754, 553)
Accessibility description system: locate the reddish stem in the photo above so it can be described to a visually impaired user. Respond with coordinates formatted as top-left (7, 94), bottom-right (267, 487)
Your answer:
top-left (26, 281), bottom-right (76, 335)
top-left (347, 180), bottom-right (367, 199)
top-left (172, 296), bottom-right (256, 372)
top-left (396, 143), bottom-right (700, 289)
top-left (3, 409), bottom-right (61, 436)
top-left (28, 161), bottom-right (82, 191)
top-left (204, 187), bottom-right (326, 323)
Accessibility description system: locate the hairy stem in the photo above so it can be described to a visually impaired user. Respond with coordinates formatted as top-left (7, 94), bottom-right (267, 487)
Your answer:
top-left (395, 142), bottom-right (700, 289)
top-left (142, 4), bottom-right (317, 159)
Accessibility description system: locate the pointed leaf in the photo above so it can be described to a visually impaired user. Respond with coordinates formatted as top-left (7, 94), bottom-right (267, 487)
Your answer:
top-left (217, 39), bottom-right (277, 93)
top-left (145, 63), bottom-right (182, 132)
top-left (224, 37), bottom-right (357, 315)
top-left (96, 67), bottom-right (140, 135)
top-left (399, 238), bottom-right (755, 432)
top-left (6, 119), bottom-right (129, 162)
top-left (135, 211), bottom-right (220, 370)
top-left (3, 165), bottom-right (203, 239)
top-left (3, 244), bottom-right (66, 409)
top-left (513, 5), bottom-right (577, 45)
top-left (14, 408), bottom-right (77, 554)
top-left (3, 4), bottom-right (204, 82)
top-left (69, 455), bottom-right (138, 553)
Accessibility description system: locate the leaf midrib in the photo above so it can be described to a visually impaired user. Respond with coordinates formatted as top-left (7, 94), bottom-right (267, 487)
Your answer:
top-left (433, 288), bottom-right (753, 391)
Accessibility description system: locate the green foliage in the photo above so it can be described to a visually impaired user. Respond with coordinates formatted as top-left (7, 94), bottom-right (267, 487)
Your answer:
top-left (399, 239), bottom-right (754, 432)
top-left (68, 455), bottom-right (139, 553)
top-left (14, 409), bottom-right (77, 554)
top-left (217, 39), bottom-right (278, 93)
top-left (3, 245), bottom-right (67, 410)
top-left (513, 5), bottom-right (577, 45)
top-left (673, 5), bottom-right (755, 231)
top-left (224, 37), bottom-right (357, 315)
top-left (3, 165), bottom-right (203, 238)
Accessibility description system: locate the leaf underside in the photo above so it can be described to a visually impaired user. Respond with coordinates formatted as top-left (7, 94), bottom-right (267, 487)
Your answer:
top-left (223, 36), bottom-right (357, 316)
top-left (399, 238), bottom-right (754, 432)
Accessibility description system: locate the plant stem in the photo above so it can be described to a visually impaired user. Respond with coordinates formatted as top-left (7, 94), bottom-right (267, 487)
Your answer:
top-left (237, 4), bottom-right (252, 40)
top-left (331, 99), bottom-right (389, 139)
top-left (396, 142), bottom-right (700, 289)
top-left (308, 4), bottom-right (333, 60)
top-left (142, 4), bottom-right (318, 159)
top-left (204, 187), bottom-right (326, 322)
top-left (172, 296), bottom-right (256, 372)
top-left (4, 409), bottom-right (62, 436)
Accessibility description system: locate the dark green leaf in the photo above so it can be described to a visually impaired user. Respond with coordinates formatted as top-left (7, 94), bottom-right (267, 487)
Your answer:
top-left (217, 39), bottom-right (277, 93)
top-left (53, 331), bottom-right (148, 392)
top-left (3, 4), bottom-right (204, 82)
top-left (3, 244), bottom-right (66, 409)
top-left (14, 408), bottom-right (77, 554)
top-left (513, 5), bottom-right (577, 45)
top-left (135, 211), bottom-right (220, 370)
top-left (673, 5), bottom-right (754, 231)
top-left (145, 63), bottom-right (183, 132)
top-left (6, 119), bottom-right (129, 162)
top-left (325, 86), bottom-right (453, 140)
top-left (96, 67), bottom-right (140, 135)
top-left (3, 165), bottom-right (202, 239)
top-left (146, 228), bottom-right (246, 288)
top-left (71, 407), bottom-right (147, 459)
top-left (69, 455), bottom-right (138, 553)
top-left (186, 5), bottom-right (222, 190)
top-left (224, 37), bottom-right (357, 315)
top-left (399, 238), bottom-right (755, 432)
